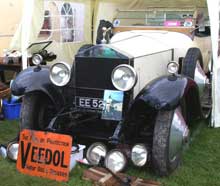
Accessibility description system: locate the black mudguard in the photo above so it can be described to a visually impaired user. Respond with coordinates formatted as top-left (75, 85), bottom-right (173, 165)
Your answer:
top-left (11, 66), bottom-right (65, 109)
top-left (129, 75), bottom-right (202, 121)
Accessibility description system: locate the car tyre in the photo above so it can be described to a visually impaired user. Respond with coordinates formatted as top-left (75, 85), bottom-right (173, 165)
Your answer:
top-left (152, 110), bottom-right (182, 176)
top-left (20, 92), bottom-right (56, 131)
top-left (181, 47), bottom-right (203, 79)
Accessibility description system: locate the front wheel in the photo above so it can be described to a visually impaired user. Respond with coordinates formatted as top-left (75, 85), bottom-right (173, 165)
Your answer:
top-left (20, 92), bottom-right (56, 131)
top-left (152, 108), bottom-right (189, 176)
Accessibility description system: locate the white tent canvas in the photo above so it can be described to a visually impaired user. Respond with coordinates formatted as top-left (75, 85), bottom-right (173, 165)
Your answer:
top-left (10, 0), bottom-right (93, 67)
top-left (207, 1), bottom-right (220, 127)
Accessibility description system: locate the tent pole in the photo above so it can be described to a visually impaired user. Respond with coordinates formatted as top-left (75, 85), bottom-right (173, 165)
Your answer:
top-left (21, 0), bottom-right (35, 70)
top-left (207, 0), bottom-right (220, 127)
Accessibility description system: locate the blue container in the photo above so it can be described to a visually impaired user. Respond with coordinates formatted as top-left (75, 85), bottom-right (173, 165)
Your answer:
top-left (2, 99), bottom-right (21, 120)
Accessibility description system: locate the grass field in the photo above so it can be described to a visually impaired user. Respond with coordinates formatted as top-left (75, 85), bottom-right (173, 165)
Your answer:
top-left (0, 120), bottom-right (220, 186)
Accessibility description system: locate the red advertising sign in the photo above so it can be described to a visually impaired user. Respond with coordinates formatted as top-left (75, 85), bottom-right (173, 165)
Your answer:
top-left (17, 130), bottom-right (72, 182)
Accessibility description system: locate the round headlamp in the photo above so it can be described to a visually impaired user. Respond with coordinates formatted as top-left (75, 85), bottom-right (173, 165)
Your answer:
top-left (104, 149), bottom-right (127, 173)
top-left (167, 61), bottom-right (179, 74)
top-left (50, 62), bottom-right (71, 86)
top-left (0, 145), bottom-right (7, 159)
top-left (111, 65), bottom-right (137, 91)
top-left (32, 54), bottom-right (43, 66)
top-left (131, 144), bottom-right (148, 167)
top-left (7, 142), bottom-right (19, 161)
top-left (86, 142), bottom-right (107, 165)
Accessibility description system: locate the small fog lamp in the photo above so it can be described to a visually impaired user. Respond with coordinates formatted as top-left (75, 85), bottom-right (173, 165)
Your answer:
top-left (131, 144), bottom-right (148, 167)
top-left (104, 149), bottom-right (127, 173)
top-left (86, 142), bottom-right (107, 165)
top-left (167, 61), bottom-right (179, 75)
top-left (32, 54), bottom-right (43, 66)
top-left (7, 142), bottom-right (19, 161)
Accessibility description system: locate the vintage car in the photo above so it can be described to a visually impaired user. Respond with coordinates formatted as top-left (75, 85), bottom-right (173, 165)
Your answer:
top-left (11, 9), bottom-right (212, 176)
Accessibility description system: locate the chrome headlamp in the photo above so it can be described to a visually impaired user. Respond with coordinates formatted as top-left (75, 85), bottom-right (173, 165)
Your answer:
top-left (0, 145), bottom-right (7, 159)
top-left (50, 62), bottom-right (71, 86)
top-left (131, 144), bottom-right (148, 167)
top-left (86, 142), bottom-right (107, 165)
top-left (104, 149), bottom-right (127, 173)
top-left (167, 61), bottom-right (179, 75)
top-left (32, 54), bottom-right (43, 66)
top-left (111, 65), bottom-right (137, 91)
top-left (7, 142), bottom-right (19, 161)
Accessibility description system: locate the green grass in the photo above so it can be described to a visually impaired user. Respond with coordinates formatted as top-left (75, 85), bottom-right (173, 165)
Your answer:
top-left (0, 120), bottom-right (220, 186)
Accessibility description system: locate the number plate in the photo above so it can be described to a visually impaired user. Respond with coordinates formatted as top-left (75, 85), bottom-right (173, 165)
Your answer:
top-left (76, 97), bottom-right (104, 110)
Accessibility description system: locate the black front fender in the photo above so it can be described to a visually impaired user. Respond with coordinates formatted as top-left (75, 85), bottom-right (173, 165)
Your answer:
top-left (11, 66), bottom-right (65, 109)
top-left (130, 75), bottom-right (201, 113)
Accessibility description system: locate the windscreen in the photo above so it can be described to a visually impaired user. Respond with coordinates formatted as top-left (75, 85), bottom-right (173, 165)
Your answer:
top-left (76, 45), bottom-right (129, 59)
top-left (27, 41), bottom-right (52, 54)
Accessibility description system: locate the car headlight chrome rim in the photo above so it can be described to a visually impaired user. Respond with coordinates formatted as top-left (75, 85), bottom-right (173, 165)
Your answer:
top-left (7, 142), bottom-right (19, 161)
top-left (32, 54), bottom-right (43, 66)
top-left (50, 62), bottom-right (71, 87)
top-left (111, 65), bottom-right (137, 91)
top-left (131, 144), bottom-right (148, 167)
top-left (0, 145), bottom-right (7, 159)
top-left (86, 142), bottom-right (107, 165)
top-left (104, 149), bottom-right (127, 173)
top-left (167, 61), bottom-right (179, 74)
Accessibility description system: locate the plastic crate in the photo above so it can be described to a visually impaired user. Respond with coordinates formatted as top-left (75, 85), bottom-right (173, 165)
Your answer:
top-left (2, 99), bottom-right (21, 120)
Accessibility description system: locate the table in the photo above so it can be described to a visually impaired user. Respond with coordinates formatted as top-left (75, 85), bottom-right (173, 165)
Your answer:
top-left (0, 57), bottom-right (22, 83)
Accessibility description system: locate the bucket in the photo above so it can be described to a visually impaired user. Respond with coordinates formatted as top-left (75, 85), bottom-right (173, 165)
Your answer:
top-left (2, 99), bottom-right (21, 120)
top-left (69, 144), bottom-right (86, 171)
